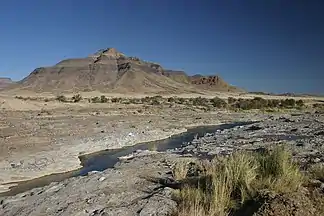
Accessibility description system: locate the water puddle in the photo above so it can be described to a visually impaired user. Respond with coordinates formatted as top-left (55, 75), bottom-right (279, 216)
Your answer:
top-left (0, 122), bottom-right (252, 197)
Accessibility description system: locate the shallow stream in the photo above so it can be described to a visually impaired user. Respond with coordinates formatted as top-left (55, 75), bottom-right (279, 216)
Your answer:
top-left (0, 122), bottom-right (252, 197)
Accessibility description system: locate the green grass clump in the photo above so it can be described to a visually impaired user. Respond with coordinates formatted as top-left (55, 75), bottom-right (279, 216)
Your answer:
top-left (172, 146), bottom-right (304, 216)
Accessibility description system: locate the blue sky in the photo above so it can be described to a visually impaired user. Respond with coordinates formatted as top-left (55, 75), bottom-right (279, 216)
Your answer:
top-left (0, 0), bottom-right (323, 94)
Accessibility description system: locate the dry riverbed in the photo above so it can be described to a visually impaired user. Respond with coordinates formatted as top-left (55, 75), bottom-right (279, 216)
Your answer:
top-left (0, 110), bottom-right (323, 216)
top-left (0, 98), bottom-right (269, 193)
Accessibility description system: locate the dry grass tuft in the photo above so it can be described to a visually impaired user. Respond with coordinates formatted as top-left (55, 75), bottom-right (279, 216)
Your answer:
top-left (309, 163), bottom-right (324, 182)
top-left (255, 146), bottom-right (303, 193)
top-left (172, 159), bottom-right (193, 181)
top-left (172, 146), bottom-right (304, 216)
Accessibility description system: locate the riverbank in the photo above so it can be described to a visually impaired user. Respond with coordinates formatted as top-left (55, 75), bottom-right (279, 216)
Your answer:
top-left (0, 112), bottom-right (323, 215)
top-left (0, 101), bottom-right (268, 193)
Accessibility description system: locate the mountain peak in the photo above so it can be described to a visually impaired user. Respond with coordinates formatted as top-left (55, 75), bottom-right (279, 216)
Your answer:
top-left (91, 48), bottom-right (125, 58)
top-left (16, 47), bottom-right (242, 93)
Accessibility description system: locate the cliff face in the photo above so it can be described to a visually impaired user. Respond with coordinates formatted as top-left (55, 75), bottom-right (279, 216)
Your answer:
top-left (17, 48), bottom-right (242, 93)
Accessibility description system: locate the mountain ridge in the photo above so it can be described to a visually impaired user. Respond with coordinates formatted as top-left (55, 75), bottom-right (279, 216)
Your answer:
top-left (11, 48), bottom-right (242, 94)
top-left (0, 78), bottom-right (15, 89)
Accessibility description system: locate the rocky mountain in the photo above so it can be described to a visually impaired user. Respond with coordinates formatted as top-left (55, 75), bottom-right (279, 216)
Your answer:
top-left (0, 78), bottom-right (15, 89)
top-left (16, 48), bottom-right (242, 93)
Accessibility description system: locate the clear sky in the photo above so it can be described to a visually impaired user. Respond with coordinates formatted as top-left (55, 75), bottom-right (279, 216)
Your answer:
top-left (0, 0), bottom-right (323, 94)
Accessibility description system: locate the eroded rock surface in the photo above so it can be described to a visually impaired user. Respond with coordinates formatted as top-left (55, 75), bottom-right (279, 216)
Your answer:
top-left (1, 112), bottom-right (324, 216)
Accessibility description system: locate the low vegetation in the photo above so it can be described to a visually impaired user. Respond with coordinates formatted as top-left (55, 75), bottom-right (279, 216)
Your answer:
top-left (313, 103), bottom-right (324, 112)
top-left (56, 95), bottom-right (67, 102)
top-left (171, 146), bottom-right (305, 216)
top-left (309, 164), bottom-right (324, 182)
top-left (71, 94), bottom-right (82, 103)
top-left (15, 94), bottom-right (308, 111)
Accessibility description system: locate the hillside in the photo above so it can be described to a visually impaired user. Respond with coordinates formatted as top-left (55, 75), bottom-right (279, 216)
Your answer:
top-left (0, 78), bottom-right (15, 90)
top-left (14, 48), bottom-right (241, 94)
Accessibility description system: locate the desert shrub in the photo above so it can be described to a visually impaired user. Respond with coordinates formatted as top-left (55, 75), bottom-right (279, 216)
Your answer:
top-left (72, 94), bottom-right (82, 103)
top-left (138, 96), bottom-right (163, 105)
top-left (91, 96), bottom-right (100, 103)
top-left (149, 95), bottom-right (163, 105)
top-left (15, 96), bottom-right (24, 100)
top-left (152, 95), bottom-right (163, 100)
top-left (251, 97), bottom-right (268, 109)
top-left (56, 95), bottom-right (67, 102)
top-left (281, 98), bottom-right (296, 108)
top-left (168, 97), bottom-right (176, 103)
top-left (313, 103), bottom-right (324, 110)
top-left (150, 98), bottom-right (161, 105)
top-left (176, 97), bottom-right (186, 104)
top-left (100, 95), bottom-right (108, 103)
top-left (228, 97), bottom-right (236, 104)
top-left (232, 99), bottom-right (253, 110)
top-left (267, 99), bottom-right (281, 108)
top-left (229, 97), bottom-right (300, 110)
top-left (172, 146), bottom-right (304, 216)
top-left (296, 99), bottom-right (304, 107)
top-left (141, 96), bottom-right (151, 104)
top-left (111, 97), bottom-right (122, 103)
top-left (129, 98), bottom-right (141, 104)
top-left (210, 97), bottom-right (227, 108)
top-left (192, 97), bottom-right (209, 106)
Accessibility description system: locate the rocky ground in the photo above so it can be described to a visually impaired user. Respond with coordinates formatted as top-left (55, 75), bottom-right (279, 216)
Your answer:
top-left (170, 112), bottom-right (324, 164)
top-left (0, 97), bottom-right (269, 193)
top-left (0, 110), bottom-right (324, 215)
